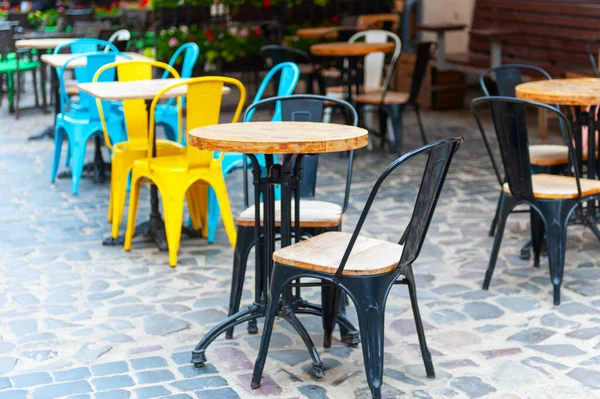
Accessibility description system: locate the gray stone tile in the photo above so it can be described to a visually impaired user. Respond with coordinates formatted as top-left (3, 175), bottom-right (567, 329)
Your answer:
top-left (142, 315), bottom-right (190, 336)
top-left (462, 302), bottom-right (504, 320)
top-left (11, 372), bottom-right (52, 388)
top-left (528, 344), bottom-right (586, 357)
top-left (135, 369), bottom-right (175, 384)
top-left (507, 328), bottom-right (555, 345)
top-left (135, 385), bottom-right (172, 399)
top-left (130, 356), bottom-right (168, 370)
top-left (195, 387), bottom-right (240, 399)
top-left (91, 375), bottom-right (135, 391)
top-left (566, 327), bottom-right (600, 340)
top-left (32, 381), bottom-right (92, 399)
top-left (449, 377), bottom-right (496, 398)
top-left (54, 367), bottom-right (91, 382)
top-left (178, 364), bottom-right (218, 378)
top-left (91, 362), bottom-right (129, 376)
top-left (170, 376), bottom-right (227, 391)
top-left (0, 390), bottom-right (27, 399)
top-left (95, 390), bottom-right (131, 399)
top-left (567, 367), bottom-right (600, 389)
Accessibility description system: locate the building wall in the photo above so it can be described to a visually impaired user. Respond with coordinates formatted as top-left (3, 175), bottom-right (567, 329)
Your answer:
top-left (421, 0), bottom-right (475, 53)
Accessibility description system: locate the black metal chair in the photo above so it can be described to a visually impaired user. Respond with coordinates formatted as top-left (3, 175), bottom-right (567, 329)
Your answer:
top-left (586, 39), bottom-right (600, 77)
top-left (251, 137), bottom-right (463, 398)
top-left (226, 94), bottom-right (358, 348)
top-left (259, 45), bottom-right (324, 95)
top-left (480, 64), bottom-right (570, 238)
top-left (471, 96), bottom-right (600, 305)
top-left (355, 41), bottom-right (433, 154)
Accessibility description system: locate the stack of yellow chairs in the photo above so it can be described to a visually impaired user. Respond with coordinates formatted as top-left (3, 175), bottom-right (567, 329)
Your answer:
top-left (123, 77), bottom-right (245, 266)
top-left (96, 60), bottom-right (186, 242)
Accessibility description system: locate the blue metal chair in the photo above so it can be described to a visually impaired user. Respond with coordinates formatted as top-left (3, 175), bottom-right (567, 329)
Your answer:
top-left (205, 61), bottom-right (301, 244)
top-left (50, 52), bottom-right (127, 195)
top-left (156, 42), bottom-right (201, 144)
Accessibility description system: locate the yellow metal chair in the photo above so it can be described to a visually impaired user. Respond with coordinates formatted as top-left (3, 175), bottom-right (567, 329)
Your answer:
top-left (124, 77), bottom-right (246, 266)
top-left (95, 60), bottom-right (186, 241)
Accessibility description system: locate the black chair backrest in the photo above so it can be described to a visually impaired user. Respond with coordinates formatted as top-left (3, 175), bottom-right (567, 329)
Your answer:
top-left (333, 137), bottom-right (463, 280)
top-left (260, 45), bottom-right (310, 66)
top-left (337, 28), bottom-right (358, 42)
top-left (407, 41), bottom-right (433, 104)
top-left (242, 94), bottom-right (358, 212)
top-left (587, 39), bottom-right (600, 77)
top-left (0, 25), bottom-right (16, 57)
top-left (7, 11), bottom-right (29, 28)
top-left (470, 96), bottom-right (579, 202)
top-left (479, 64), bottom-right (552, 97)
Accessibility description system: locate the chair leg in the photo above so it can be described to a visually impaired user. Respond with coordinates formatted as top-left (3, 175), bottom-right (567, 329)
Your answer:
top-left (345, 277), bottom-right (388, 399)
top-left (321, 283), bottom-right (341, 349)
top-left (488, 191), bottom-right (502, 237)
top-left (32, 68), bottom-right (39, 108)
top-left (69, 139), bottom-right (86, 196)
top-left (414, 104), bottom-right (428, 145)
top-left (186, 189), bottom-right (201, 230)
top-left (404, 266), bottom-right (435, 378)
top-left (162, 189), bottom-right (186, 267)
top-left (124, 174), bottom-right (143, 251)
top-left (388, 105), bottom-right (405, 154)
top-left (7, 73), bottom-right (14, 114)
top-left (530, 209), bottom-right (545, 268)
top-left (483, 193), bottom-right (512, 290)
top-left (226, 225), bottom-right (255, 339)
top-left (251, 266), bottom-right (287, 389)
top-left (207, 187), bottom-right (220, 244)
top-left (537, 201), bottom-right (573, 305)
top-left (50, 127), bottom-right (64, 183)
top-left (209, 177), bottom-right (237, 248)
top-left (14, 70), bottom-right (20, 120)
top-left (110, 159), bottom-right (129, 239)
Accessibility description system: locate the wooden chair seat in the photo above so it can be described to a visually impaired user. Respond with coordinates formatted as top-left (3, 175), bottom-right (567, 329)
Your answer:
top-left (529, 144), bottom-right (568, 167)
top-left (273, 231), bottom-right (403, 276)
top-left (355, 91), bottom-right (409, 105)
top-left (503, 174), bottom-right (600, 200)
top-left (236, 200), bottom-right (342, 228)
top-left (327, 85), bottom-right (382, 94)
top-left (65, 78), bottom-right (79, 95)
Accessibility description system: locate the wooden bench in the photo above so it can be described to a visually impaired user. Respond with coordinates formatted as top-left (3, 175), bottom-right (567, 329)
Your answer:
top-left (420, 0), bottom-right (600, 76)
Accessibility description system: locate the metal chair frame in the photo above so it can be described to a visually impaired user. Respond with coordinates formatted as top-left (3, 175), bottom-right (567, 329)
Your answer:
top-left (470, 96), bottom-right (590, 305)
top-left (251, 137), bottom-right (463, 399)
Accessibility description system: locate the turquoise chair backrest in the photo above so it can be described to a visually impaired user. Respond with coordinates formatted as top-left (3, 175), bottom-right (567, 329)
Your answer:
top-left (58, 52), bottom-right (122, 118)
top-left (162, 42), bottom-right (200, 79)
top-left (54, 39), bottom-right (120, 84)
top-left (245, 62), bottom-right (301, 122)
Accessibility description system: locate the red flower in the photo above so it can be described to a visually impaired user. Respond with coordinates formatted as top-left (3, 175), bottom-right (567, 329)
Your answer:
top-left (75, 4), bottom-right (82, 9)
top-left (106, 6), bottom-right (112, 12)
top-left (205, 29), bottom-right (214, 43)
top-left (138, 0), bottom-right (148, 8)
top-left (188, 36), bottom-right (195, 42)
top-left (97, 5), bottom-right (105, 11)
top-left (252, 27), bottom-right (261, 36)
top-left (262, 0), bottom-right (271, 7)
top-left (13, 4), bottom-right (19, 9)
top-left (330, 15), bottom-right (340, 23)
top-left (111, 1), bottom-right (118, 6)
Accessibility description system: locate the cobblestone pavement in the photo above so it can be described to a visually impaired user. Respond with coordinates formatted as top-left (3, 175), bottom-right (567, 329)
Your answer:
top-left (2, 89), bottom-right (600, 399)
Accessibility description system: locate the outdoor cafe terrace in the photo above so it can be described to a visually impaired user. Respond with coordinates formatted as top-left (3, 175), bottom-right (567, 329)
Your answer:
top-left (2, 0), bottom-right (600, 398)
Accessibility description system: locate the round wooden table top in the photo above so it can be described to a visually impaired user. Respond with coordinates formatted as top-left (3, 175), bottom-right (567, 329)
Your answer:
top-left (516, 78), bottom-right (600, 106)
top-left (296, 27), bottom-right (339, 39)
top-left (310, 41), bottom-right (395, 57)
top-left (189, 122), bottom-right (368, 154)
top-left (15, 38), bottom-right (74, 50)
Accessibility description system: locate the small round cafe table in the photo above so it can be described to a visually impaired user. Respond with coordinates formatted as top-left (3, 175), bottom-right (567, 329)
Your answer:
top-left (187, 121), bottom-right (368, 376)
top-left (296, 26), bottom-right (340, 39)
top-left (311, 41), bottom-right (395, 103)
top-left (517, 78), bottom-right (600, 238)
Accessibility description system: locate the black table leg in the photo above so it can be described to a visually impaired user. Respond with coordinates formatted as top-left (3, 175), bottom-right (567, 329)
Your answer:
top-left (28, 62), bottom-right (56, 141)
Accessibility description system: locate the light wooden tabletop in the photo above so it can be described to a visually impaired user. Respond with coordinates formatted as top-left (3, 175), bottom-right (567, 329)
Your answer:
top-left (15, 38), bottom-right (74, 50)
top-left (296, 27), bottom-right (341, 39)
top-left (188, 121), bottom-right (368, 154)
top-left (311, 41), bottom-right (395, 57)
top-left (516, 78), bottom-right (600, 106)
top-left (41, 52), bottom-right (152, 69)
top-left (78, 78), bottom-right (231, 101)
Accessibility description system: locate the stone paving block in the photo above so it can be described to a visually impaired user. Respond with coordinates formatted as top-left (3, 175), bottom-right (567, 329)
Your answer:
top-left (449, 376), bottom-right (496, 398)
top-left (195, 387), bottom-right (240, 399)
top-left (95, 389), bottom-right (131, 399)
top-left (130, 356), bottom-right (168, 370)
top-left (91, 361), bottom-right (129, 376)
top-left (92, 375), bottom-right (135, 391)
top-left (178, 364), bottom-right (218, 378)
top-left (11, 372), bottom-right (53, 388)
top-left (32, 381), bottom-right (92, 399)
top-left (0, 390), bottom-right (27, 399)
top-left (170, 376), bottom-right (228, 391)
top-left (136, 369), bottom-right (175, 384)
top-left (0, 378), bottom-right (10, 389)
top-left (135, 385), bottom-right (172, 398)
top-left (171, 352), bottom-right (191, 366)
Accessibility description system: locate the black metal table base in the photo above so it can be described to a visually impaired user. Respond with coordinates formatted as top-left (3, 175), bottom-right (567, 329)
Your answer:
top-left (103, 206), bottom-right (168, 251)
top-left (190, 298), bottom-right (359, 377)
top-left (28, 125), bottom-right (54, 141)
